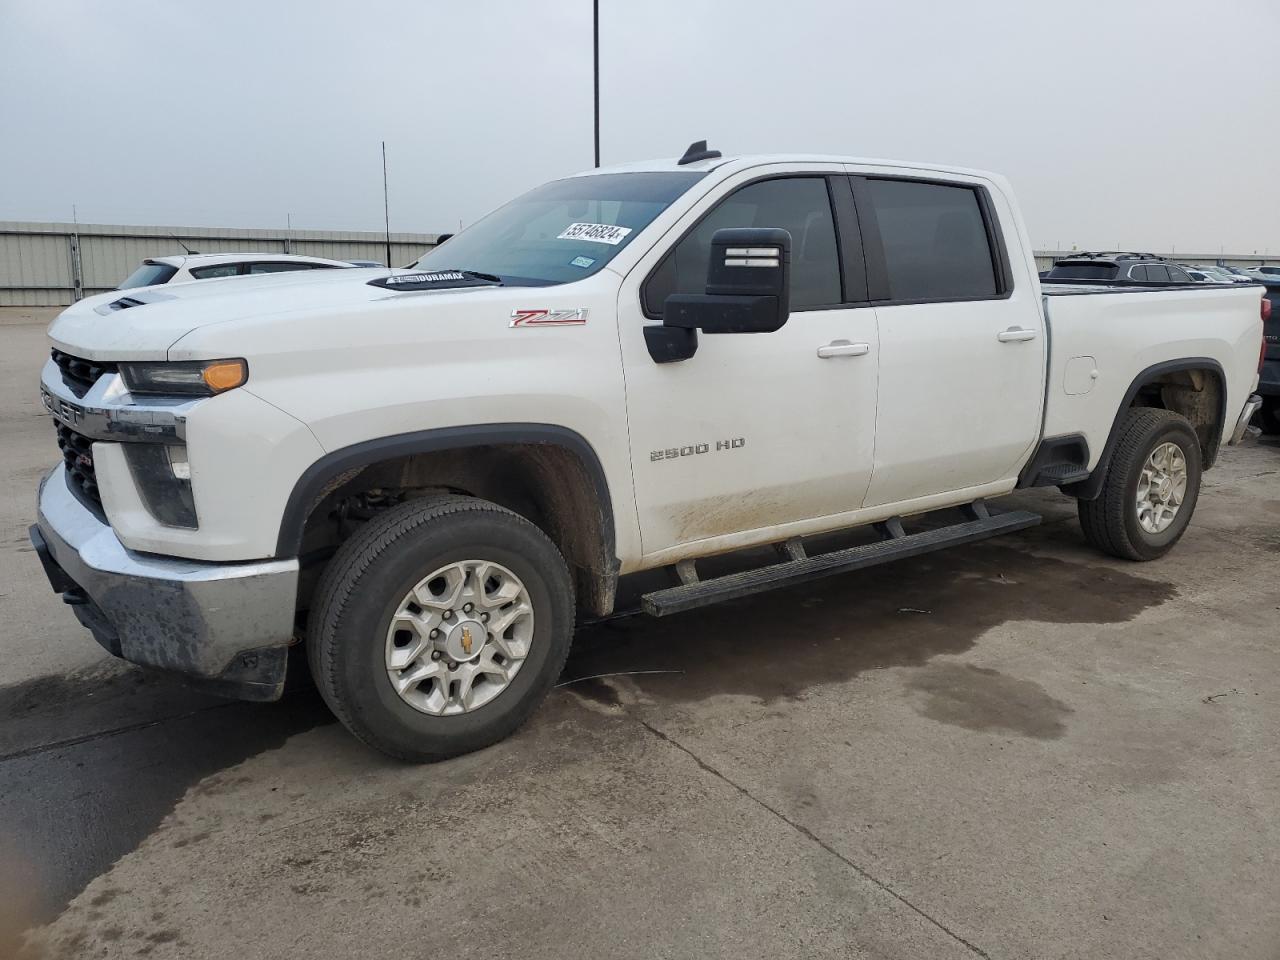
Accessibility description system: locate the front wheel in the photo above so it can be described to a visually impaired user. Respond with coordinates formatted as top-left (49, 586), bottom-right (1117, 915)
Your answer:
top-left (1077, 408), bottom-right (1203, 561)
top-left (308, 495), bottom-right (574, 762)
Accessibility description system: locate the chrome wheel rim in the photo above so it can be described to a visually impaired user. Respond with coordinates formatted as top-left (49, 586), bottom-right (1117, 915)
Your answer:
top-left (1136, 441), bottom-right (1187, 535)
top-left (384, 560), bottom-right (534, 716)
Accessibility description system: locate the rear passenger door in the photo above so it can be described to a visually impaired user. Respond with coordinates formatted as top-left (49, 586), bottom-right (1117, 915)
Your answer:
top-left (849, 172), bottom-right (1045, 508)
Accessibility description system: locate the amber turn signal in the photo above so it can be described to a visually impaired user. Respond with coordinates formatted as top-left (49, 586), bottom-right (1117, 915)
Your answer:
top-left (202, 359), bottom-right (248, 392)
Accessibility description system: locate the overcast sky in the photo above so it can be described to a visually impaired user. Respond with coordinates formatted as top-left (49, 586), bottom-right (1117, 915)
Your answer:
top-left (2, 0), bottom-right (1277, 253)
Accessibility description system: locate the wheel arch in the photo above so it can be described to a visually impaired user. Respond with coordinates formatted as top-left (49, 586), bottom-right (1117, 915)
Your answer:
top-left (278, 424), bottom-right (620, 616)
top-left (1064, 357), bottom-right (1227, 501)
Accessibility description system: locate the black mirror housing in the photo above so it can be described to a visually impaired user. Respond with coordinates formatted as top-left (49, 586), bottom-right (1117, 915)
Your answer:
top-left (647, 228), bottom-right (792, 362)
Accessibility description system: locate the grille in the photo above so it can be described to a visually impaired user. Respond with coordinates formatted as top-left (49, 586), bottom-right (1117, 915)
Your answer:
top-left (51, 349), bottom-right (118, 399)
top-left (55, 423), bottom-right (102, 511)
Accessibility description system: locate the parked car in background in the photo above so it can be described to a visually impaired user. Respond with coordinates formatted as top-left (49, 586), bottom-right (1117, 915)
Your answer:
top-left (1185, 270), bottom-right (1214, 283)
top-left (1242, 266), bottom-right (1280, 282)
top-left (1043, 252), bottom-right (1195, 284)
top-left (1186, 265), bottom-right (1253, 284)
top-left (117, 254), bottom-right (354, 290)
top-left (1258, 281), bottom-right (1280, 434)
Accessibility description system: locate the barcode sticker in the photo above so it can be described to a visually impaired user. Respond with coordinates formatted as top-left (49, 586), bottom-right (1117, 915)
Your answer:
top-left (557, 223), bottom-right (632, 245)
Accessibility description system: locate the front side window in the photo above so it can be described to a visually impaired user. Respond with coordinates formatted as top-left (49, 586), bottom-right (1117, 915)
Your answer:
top-left (410, 172), bottom-right (705, 286)
top-left (644, 177), bottom-right (842, 314)
top-left (189, 263), bottom-right (241, 279)
top-left (863, 179), bottom-right (998, 301)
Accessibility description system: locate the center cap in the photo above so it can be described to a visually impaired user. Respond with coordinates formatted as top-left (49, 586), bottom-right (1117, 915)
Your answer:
top-left (444, 619), bottom-right (485, 661)
top-left (1157, 477), bottom-right (1172, 500)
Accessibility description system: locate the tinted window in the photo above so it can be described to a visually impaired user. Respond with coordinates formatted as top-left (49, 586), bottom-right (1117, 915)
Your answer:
top-left (1144, 264), bottom-right (1171, 282)
top-left (412, 172), bottom-right (704, 286)
top-left (864, 179), bottom-right (997, 301)
top-left (189, 263), bottom-right (242, 279)
top-left (645, 177), bottom-right (841, 313)
top-left (118, 261), bottom-right (178, 289)
top-left (246, 261), bottom-right (335, 274)
top-left (1166, 266), bottom-right (1192, 282)
top-left (1046, 263), bottom-right (1118, 280)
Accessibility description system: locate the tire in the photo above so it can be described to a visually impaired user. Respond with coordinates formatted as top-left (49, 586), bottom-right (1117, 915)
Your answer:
top-left (1077, 408), bottom-right (1203, 561)
top-left (1258, 397), bottom-right (1280, 436)
top-left (308, 495), bottom-right (574, 762)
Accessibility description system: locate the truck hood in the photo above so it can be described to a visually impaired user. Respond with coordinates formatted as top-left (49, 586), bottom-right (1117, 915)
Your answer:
top-left (46, 267), bottom-right (509, 361)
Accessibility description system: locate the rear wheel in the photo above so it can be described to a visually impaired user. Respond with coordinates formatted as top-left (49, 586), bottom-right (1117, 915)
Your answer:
top-left (1078, 408), bottom-right (1202, 561)
top-left (308, 495), bottom-right (574, 761)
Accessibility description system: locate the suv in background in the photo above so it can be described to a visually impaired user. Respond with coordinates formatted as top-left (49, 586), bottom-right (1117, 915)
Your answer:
top-left (117, 253), bottom-right (356, 289)
top-left (1044, 252), bottom-right (1195, 284)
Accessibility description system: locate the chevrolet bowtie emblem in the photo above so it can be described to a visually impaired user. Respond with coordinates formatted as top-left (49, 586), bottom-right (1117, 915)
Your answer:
top-left (460, 626), bottom-right (474, 656)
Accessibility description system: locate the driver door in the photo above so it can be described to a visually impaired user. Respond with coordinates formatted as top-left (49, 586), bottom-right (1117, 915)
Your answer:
top-left (616, 169), bottom-right (880, 562)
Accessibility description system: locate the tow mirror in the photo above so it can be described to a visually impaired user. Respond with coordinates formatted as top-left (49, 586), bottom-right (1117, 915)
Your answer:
top-left (645, 228), bottom-right (792, 363)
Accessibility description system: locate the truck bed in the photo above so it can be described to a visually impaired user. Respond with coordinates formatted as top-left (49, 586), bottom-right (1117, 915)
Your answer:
top-left (1039, 281), bottom-right (1264, 473)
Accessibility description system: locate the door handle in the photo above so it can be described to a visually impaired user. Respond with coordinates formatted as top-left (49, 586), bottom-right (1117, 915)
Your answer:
top-left (817, 340), bottom-right (871, 359)
top-left (996, 326), bottom-right (1037, 343)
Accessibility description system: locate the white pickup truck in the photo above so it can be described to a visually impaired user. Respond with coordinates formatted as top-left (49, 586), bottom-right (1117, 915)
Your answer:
top-left (31, 142), bottom-right (1266, 760)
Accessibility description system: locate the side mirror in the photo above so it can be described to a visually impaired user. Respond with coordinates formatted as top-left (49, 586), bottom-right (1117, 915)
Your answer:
top-left (645, 228), bottom-right (792, 363)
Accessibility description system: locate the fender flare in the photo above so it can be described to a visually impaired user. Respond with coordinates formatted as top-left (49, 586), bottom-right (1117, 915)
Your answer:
top-left (1064, 357), bottom-right (1226, 501)
top-left (275, 423), bottom-right (617, 561)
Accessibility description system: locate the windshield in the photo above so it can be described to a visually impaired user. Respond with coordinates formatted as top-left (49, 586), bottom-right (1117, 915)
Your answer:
top-left (410, 172), bottom-right (705, 285)
top-left (118, 261), bottom-right (178, 289)
top-left (1046, 262), bottom-right (1117, 280)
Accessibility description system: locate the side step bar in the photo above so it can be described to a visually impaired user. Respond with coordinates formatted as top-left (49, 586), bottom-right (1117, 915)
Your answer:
top-left (641, 508), bottom-right (1041, 617)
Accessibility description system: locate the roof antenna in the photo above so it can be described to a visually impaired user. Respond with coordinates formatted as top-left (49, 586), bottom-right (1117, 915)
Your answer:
top-left (169, 233), bottom-right (199, 255)
top-left (678, 140), bottom-right (722, 165)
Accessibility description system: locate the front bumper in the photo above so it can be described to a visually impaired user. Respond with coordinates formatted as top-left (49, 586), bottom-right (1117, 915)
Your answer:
top-left (1229, 394), bottom-right (1264, 444)
top-left (32, 466), bottom-right (299, 700)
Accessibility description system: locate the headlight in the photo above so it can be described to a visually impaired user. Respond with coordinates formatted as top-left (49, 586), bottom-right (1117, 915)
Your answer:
top-left (119, 359), bottom-right (248, 396)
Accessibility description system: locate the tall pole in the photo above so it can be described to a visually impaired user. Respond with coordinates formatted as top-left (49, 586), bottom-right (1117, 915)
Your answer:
top-left (382, 140), bottom-right (392, 267)
top-left (593, 0), bottom-right (600, 167)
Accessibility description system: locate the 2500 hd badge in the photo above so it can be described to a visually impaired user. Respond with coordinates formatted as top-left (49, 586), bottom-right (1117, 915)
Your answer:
top-left (650, 437), bottom-right (746, 462)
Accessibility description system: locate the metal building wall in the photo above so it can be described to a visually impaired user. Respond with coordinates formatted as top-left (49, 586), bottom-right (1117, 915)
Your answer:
top-left (2, 221), bottom-right (1272, 305)
top-left (0, 222), bottom-right (439, 305)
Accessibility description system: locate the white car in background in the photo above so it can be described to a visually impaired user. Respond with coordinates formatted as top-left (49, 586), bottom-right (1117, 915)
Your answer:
top-left (117, 253), bottom-right (354, 290)
top-left (1187, 265), bottom-right (1259, 284)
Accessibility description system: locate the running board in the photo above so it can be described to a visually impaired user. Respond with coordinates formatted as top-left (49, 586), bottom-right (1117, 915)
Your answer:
top-left (641, 509), bottom-right (1042, 617)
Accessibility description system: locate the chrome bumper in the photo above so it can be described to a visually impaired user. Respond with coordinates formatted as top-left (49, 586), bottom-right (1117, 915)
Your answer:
top-left (32, 467), bottom-right (299, 700)
top-left (1228, 394), bottom-right (1263, 445)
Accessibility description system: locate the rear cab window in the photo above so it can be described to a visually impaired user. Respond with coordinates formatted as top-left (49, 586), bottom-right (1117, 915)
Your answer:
top-left (1047, 262), bottom-right (1118, 281)
top-left (118, 261), bottom-right (178, 289)
top-left (855, 178), bottom-right (1004, 302)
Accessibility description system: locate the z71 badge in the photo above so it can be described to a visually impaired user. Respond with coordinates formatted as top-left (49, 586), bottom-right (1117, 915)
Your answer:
top-left (510, 308), bottom-right (589, 328)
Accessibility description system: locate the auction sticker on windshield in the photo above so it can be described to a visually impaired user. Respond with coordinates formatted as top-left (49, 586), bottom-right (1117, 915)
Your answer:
top-left (557, 223), bottom-right (632, 245)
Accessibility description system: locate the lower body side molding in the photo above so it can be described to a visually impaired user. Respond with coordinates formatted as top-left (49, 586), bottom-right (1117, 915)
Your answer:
top-left (641, 508), bottom-right (1042, 617)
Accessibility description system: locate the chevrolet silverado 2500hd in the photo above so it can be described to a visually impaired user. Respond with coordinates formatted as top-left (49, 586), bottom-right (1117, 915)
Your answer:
top-left (31, 143), bottom-right (1266, 760)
